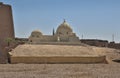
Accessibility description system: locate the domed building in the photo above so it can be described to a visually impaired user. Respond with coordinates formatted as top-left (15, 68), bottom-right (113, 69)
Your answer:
top-left (29, 20), bottom-right (80, 43)
top-left (55, 20), bottom-right (79, 42)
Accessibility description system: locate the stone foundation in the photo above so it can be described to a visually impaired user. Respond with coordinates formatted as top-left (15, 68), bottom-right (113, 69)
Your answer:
top-left (10, 55), bottom-right (106, 64)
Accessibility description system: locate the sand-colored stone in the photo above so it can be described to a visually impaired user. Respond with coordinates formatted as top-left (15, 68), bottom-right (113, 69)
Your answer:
top-left (10, 44), bottom-right (97, 56)
top-left (10, 56), bottom-right (106, 64)
top-left (9, 44), bottom-right (107, 64)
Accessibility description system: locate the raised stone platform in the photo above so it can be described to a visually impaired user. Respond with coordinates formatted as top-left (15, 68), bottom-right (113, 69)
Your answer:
top-left (9, 44), bottom-right (106, 64)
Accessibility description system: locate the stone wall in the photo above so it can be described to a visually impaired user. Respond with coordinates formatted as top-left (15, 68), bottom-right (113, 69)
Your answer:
top-left (0, 2), bottom-right (14, 42)
top-left (10, 56), bottom-right (106, 64)
top-left (42, 35), bottom-right (57, 42)
top-left (81, 39), bottom-right (120, 49)
top-left (29, 35), bottom-right (58, 43)
top-left (108, 42), bottom-right (120, 49)
top-left (69, 36), bottom-right (80, 42)
top-left (81, 39), bottom-right (108, 47)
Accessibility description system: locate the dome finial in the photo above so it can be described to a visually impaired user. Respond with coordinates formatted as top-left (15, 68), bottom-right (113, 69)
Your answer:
top-left (63, 19), bottom-right (66, 23)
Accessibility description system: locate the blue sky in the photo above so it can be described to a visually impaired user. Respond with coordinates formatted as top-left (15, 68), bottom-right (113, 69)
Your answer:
top-left (1, 0), bottom-right (120, 42)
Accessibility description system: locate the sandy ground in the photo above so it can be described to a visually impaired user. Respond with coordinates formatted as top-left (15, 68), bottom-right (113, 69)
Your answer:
top-left (10, 44), bottom-right (99, 56)
top-left (0, 64), bottom-right (120, 78)
top-left (93, 47), bottom-right (120, 64)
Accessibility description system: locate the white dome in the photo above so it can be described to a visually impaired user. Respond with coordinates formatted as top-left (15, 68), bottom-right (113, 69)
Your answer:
top-left (32, 30), bottom-right (42, 34)
top-left (31, 30), bottom-right (43, 38)
top-left (56, 20), bottom-right (73, 35)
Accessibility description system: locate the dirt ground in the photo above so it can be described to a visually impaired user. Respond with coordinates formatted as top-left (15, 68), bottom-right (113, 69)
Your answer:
top-left (0, 64), bottom-right (120, 78)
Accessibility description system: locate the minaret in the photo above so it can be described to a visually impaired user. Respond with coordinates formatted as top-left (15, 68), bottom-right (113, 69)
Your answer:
top-left (112, 34), bottom-right (115, 42)
top-left (53, 28), bottom-right (55, 36)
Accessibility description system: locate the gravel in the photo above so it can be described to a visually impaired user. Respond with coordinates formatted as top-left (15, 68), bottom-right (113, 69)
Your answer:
top-left (0, 64), bottom-right (120, 78)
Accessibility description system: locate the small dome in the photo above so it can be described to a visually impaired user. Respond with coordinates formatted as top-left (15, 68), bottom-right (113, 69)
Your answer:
top-left (56, 20), bottom-right (73, 35)
top-left (33, 30), bottom-right (40, 32)
top-left (31, 30), bottom-right (42, 36)
top-left (32, 30), bottom-right (42, 33)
